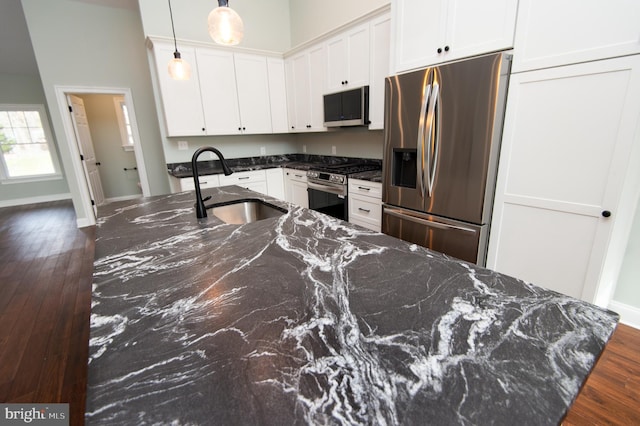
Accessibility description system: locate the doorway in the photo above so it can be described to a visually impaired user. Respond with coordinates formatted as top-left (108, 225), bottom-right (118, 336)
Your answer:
top-left (55, 86), bottom-right (150, 225)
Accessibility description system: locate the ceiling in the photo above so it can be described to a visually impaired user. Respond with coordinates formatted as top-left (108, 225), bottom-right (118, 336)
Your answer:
top-left (0, 0), bottom-right (39, 76)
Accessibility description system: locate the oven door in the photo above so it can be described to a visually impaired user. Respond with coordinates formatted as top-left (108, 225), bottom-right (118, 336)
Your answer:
top-left (307, 181), bottom-right (348, 221)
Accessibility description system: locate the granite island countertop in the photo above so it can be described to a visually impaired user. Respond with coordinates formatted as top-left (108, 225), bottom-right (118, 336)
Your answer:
top-left (86, 186), bottom-right (618, 425)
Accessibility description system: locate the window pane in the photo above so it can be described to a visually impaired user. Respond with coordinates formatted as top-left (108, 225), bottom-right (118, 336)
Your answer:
top-left (24, 111), bottom-right (42, 128)
top-left (0, 107), bottom-right (58, 179)
top-left (0, 127), bottom-right (16, 144)
top-left (4, 143), bottom-right (55, 177)
top-left (8, 111), bottom-right (27, 127)
top-left (14, 127), bottom-right (31, 144)
top-left (29, 127), bottom-right (45, 143)
top-left (0, 111), bottom-right (10, 128)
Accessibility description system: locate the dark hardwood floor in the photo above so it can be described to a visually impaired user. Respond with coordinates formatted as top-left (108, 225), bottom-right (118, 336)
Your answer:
top-left (0, 200), bottom-right (638, 425)
top-left (0, 201), bottom-right (94, 426)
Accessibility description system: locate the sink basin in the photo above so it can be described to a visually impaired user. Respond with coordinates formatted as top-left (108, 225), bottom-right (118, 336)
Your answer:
top-left (209, 199), bottom-right (287, 224)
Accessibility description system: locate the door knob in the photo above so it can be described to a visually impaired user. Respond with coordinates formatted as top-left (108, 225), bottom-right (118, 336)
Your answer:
top-left (602, 210), bottom-right (612, 218)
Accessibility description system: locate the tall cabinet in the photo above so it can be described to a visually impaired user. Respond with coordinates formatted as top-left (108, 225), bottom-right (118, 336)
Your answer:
top-left (487, 1), bottom-right (640, 306)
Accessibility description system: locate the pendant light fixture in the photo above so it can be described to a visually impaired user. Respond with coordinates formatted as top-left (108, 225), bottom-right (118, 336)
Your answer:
top-left (208, 0), bottom-right (244, 46)
top-left (167, 0), bottom-right (191, 80)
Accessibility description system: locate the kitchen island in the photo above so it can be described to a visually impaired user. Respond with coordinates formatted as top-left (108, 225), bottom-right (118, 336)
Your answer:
top-left (86, 186), bottom-right (618, 425)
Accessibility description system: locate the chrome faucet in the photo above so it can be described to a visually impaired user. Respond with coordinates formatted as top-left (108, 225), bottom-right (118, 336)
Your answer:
top-left (191, 146), bottom-right (233, 218)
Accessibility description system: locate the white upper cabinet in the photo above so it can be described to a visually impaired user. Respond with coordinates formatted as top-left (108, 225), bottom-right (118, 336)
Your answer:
top-left (392, 0), bottom-right (518, 73)
top-left (152, 42), bottom-right (206, 137)
top-left (368, 12), bottom-right (391, 130)
top-left (325, 23), bottom-right (370, 93)
top-left (196, 48), bottom-right (242, 135)
top-left (512, 0), bottom-right (640, 73)
top-left (234, 53), bottom-right (273, 134)
top-left (285, 44), bottom-right (327, 133)
top-left (266, 58), bottom-right (290, 134)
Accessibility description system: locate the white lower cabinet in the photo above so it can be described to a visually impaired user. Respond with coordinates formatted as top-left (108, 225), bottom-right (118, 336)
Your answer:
top-left (283, 168), bottom-right (309, 208)
top-left (265, 168), bottom-right (285, 200)
top-left (487, 55), bottom-right (640, 305)
top-left (219, 170), bottom-right (268, 195)
top-left (348, 179), bottom-right (382, 231)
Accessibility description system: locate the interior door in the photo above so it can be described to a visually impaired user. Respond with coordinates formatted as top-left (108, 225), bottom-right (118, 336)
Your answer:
top-left (68, 94), bottom-right (104, 216)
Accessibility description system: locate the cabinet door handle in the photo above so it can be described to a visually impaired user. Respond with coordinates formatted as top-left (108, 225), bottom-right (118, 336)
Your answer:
top-left (437, 47), bottom-right (442, 54)
top-left (358, 207), bottom-right (371, 213)
top-left (602, 210), bottom-right (612, 218)
top-left (238, 176), bottom-right (250, 180)
top-left (358, 186), bottom-right (370, 191)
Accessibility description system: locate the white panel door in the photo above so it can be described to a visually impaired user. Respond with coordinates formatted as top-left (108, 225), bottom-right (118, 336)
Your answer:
top-left (444, 0), bottom-right (517, 62)
top-left (290, 52), bottom-right (312, 131)
top-left (307, 44), bottom-right (327, 131)
top-left (197, 48), bottom-right (241, 135)
top-left (326, 23), bottom-right (370, 93)
top-left (234, 53), bottom-right (272, 134)
top-left (68, 95), bottom-right (105, 214)
top-left (368, 12), bottom-right (391, 130)
top-left (392, 0), bottom-right (446, 73)
top-left (487, 55), bottom-right (640, 304)
top-left (512, 0), bottom-right (640, 72)
top-left (267, 58), bottom-right (289, 134)
top-left (152, 42), bottom-right (205, 136)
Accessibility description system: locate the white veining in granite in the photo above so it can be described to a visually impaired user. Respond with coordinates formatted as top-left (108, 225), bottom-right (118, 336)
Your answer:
top-left (85, 188), bottom-right (618, 425)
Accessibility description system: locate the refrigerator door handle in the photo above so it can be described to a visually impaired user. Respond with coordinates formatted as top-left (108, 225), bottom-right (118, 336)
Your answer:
top-left (417, 77), bottom-right (432, 199)
top-left (384, 207), bottom-right (477, 233)
top-left (425, 82), bottom-right (440, 198)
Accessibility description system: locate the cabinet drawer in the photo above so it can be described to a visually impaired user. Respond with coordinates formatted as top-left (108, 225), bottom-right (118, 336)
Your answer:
top-left (349, 195), bottom-right (382, 227)
top-left (181, 175), bottom-right (219, 191)
top-left (348, 179), bottom-right (382, 198)
top-left (219, 170), bottom-right (267, 186)
top-left (284, 169), bottom-right (308, 183)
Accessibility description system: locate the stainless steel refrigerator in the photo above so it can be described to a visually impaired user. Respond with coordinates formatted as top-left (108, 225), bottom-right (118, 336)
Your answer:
top-left (382, 52), bottom-right (511, 265)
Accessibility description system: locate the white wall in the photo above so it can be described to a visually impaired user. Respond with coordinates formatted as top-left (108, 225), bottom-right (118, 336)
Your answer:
top-left (289, 0), bottom-right (390, 47)
top-left (138, 0), bottom-right (291, 52)
top-left (295, 129), bottom-right (384, 159)
top-left (21, 0), bottom-right (169, 225)
top-left (612, 196), bottom-right (640, 326)
top-left (0, 72), bottom-right (70, 206)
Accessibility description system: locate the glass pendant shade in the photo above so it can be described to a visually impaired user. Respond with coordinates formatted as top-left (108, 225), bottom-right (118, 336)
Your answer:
top-left (208, 5), bottom-right (244, 46)
top-left (168, 52), bottom-right (191, 80)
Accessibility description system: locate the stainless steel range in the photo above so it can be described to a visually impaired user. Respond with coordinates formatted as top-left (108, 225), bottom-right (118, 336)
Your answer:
top-left (306, 163), bottom-right (380, 221)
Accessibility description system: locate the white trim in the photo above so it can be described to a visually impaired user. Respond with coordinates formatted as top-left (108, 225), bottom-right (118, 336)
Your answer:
top-left (54, 85), bottom-right (152, 227)
top-left (0, 192), bottom-right (72, 208)
top-left (608, 300), bottom-right (640, 330)
top-left (76, 217), bottom-right (94, 228)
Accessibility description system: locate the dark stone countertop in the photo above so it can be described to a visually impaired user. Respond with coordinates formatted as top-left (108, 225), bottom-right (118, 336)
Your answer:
top-left (167, 154), bottom-right (383, 182)
top-left (86, 187), bottom-right (618, 425)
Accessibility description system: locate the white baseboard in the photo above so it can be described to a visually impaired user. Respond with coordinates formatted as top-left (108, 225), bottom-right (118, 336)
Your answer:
top-left (0, 193), bottom-right (72, 208)
top-left (76, 217), bottom-right (95, 228)
top-left (608, 300), bottom-right (640, 330)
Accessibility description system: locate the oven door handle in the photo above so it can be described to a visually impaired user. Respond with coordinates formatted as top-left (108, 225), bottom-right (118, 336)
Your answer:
top-left (307, 181), bottom-right (347, 197)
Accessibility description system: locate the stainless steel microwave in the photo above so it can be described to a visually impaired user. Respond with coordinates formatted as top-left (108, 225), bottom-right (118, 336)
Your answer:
top-left (323, 86), bottom-right (369, 127)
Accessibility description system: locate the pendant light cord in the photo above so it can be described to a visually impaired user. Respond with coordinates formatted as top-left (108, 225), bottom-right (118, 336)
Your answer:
top-left (168, 0), bottom-right (178, 53)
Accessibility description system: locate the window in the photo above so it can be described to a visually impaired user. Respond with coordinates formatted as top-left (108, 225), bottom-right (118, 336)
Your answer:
top-left (0, 104), bottom-right (61, 181)
top-left (114, 96), bottom-right (134, 151)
